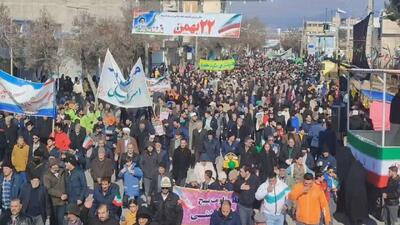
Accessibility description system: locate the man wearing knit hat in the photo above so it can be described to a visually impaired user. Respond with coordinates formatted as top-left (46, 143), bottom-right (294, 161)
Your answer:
top-left (65, 156), bottom-right (88, 206)
top-left (136, 207), bottom-right (153, 225)
top-left (20, 173), bottom-right (51, 225)
top-left (43, 157), bottom-right (68, 225)
top-left (64, 203), bottom-right (83, 225)
top-left (26, 149), bottom-right (47, 180)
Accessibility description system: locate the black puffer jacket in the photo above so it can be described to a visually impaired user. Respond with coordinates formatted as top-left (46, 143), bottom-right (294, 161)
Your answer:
top-left (6, 214), bottom-right (33, 225)
top-left (150, 192), bottom-right (183, 225)
top-left (385, 175), bottom-right (400, 206)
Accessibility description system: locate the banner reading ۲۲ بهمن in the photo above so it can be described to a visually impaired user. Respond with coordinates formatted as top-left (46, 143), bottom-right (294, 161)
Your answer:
top-left (132, 11), bottom-right (242, 38)
top-left (199, 59), bottom-right (235, 71)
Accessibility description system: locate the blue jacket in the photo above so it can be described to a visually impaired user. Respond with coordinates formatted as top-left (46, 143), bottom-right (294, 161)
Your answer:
top-left (210, 209), bottom-right (242, 225)
top-left (221, 141), bottom-right (239, 156)
top-left (309, 123), bottom-right (325, 148)
top-left (0, 172), bottom-right (26, 209)
top-left (65, 167), bottom-right (88, 203)
top-left (288, 116), bottom-right (300, 132)
top-left (118, 163), bottom-right (143, 198)
top-left (203, 139), bottom-right (220, 162)
top-left (173, 126), bottom-right (189, 140)
top-left (91, 183), bottom-right (120, 218)
top-left (316, 155), bottom-right (337, 171)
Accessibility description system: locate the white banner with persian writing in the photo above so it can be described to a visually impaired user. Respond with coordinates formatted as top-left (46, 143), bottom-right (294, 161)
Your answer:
top-left (97, 50), bottom-right (152, 108)
top-left (146, 76), bottom-right (172, 93)
top-left (132, 11), bottom-right (242, 38)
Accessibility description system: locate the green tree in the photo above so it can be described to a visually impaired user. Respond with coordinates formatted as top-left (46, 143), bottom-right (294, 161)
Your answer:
top-left (385, 0), bottom-right (400, 23)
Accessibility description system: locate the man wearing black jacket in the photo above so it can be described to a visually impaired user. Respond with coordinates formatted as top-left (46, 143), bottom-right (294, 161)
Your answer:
top-left (81, 198), bottom-right (119, 225)
top-left (150, 177), bottom-right (183, 225)
top-left (233, 165), bottom-right (259, 225)
top-left (383, 166), bottom-right (400, 225)
top-left (6, 198), bottom-right (33, 225)
top-left (239, 138), bottom-right (257, 168)
top-left (389, 88), bottom-right (400, 145)
top-left (19, 175), bottom-right (51, 225)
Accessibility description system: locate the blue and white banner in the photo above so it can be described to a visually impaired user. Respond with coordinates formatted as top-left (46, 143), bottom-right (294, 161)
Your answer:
top-left (0, 70), bottom-right (56, 117)
top-left (97, 50), bottom-right (152, 108)
top-left (146, 76), bottom-right (172, 93)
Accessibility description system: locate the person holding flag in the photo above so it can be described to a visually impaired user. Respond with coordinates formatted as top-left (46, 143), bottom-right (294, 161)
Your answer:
top-left (91, 177), bottom-right (122, 220)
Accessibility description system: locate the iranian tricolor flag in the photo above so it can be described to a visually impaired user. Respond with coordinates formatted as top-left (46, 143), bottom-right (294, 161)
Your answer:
top-left (82, 136), bottom-right (94, 149)
top-left (348, 132), bottom-right (400, 188)
top-left (112, 193), bottom-right (123, 207)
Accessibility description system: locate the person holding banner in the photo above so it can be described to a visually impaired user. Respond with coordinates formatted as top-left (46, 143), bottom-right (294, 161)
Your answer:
top-left (210, 200), bottom-right (241, 225)
top-left (200, 170), bottom-right (219, 190)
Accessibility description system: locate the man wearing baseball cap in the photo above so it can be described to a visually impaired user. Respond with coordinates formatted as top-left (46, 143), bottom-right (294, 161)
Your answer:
top-left (150, 177), bottom-right (183, 225)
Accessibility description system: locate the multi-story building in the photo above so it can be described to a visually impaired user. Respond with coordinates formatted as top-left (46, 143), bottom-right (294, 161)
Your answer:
top-left (302, 21), bottom-right (336, 58)
top-left (377, 14), bottom-right (400, 68)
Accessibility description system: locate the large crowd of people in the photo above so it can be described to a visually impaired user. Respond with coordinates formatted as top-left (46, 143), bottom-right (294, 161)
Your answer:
top-left (0, 50), bottom-right (398, 225)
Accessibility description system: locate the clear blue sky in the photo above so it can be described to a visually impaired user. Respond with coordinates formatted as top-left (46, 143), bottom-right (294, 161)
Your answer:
top-left (229, 0), bottom-right (386, 28)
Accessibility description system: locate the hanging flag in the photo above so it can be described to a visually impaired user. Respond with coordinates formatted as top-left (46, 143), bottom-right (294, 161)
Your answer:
top-left (352, 14), bottom-right (370, 69)
top-left (337, 8), bottom-right (347, 14)
top-left (0, 70), bottom-right (56, 117)
top-left (112, 192), bottom-right (123, 207)
top-left (255, 138), bottom-right (265, 153)
top-left (82, 136), bottom-right (94, 149)
top-left (97, 50), bottom-right (152, 108)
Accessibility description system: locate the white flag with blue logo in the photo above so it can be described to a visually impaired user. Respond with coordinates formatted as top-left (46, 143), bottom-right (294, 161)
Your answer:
top-left (0, 70), bottom-right (56, 117)
top-left (97, 49), bottom-right (152, 108)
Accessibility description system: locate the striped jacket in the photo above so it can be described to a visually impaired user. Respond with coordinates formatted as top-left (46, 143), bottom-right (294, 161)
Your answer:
top-left (255, 179), bottom-right (290, 215)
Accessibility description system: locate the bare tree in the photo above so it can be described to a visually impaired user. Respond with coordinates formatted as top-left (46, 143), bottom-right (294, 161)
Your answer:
top-left (24, 8), bottom-right (61, 79)
top-left (240, 17), bottom-right (267, 50)
top-left (0, 4), bottom-right (25, 73)
top-left (280, 29), bottom-right (302, 54)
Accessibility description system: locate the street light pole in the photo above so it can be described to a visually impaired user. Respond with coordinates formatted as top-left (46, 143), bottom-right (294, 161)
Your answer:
top-left (10, 47), bottom-right (13, 75)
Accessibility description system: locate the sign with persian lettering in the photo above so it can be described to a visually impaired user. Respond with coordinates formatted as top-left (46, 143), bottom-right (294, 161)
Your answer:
top-left (0, 70), bottom-right (56, 117)
top-left (173, 186), bottom-right (238, 225)
top-left (199, 59), bottom-right (235, 71)
top-left (132, 11), bottom-right (242, 38)
top-left (97, 50), bottom-right (152, 108)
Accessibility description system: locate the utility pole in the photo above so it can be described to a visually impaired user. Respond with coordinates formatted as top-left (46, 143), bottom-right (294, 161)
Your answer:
top-left (346, 18), bottom-right (351, 60)
top-left (366, 0), bottom-right (374, 67)
top-left (10, 47), bottom-right (13, 75)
